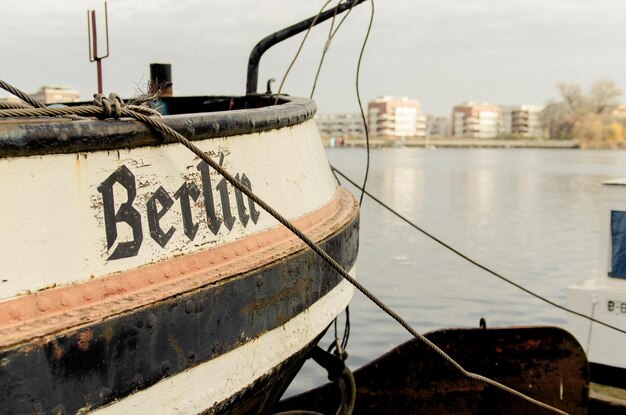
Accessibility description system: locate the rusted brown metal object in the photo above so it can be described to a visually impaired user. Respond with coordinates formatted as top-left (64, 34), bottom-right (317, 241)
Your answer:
top-left (87, 2), bottom-right (110, 94)
top-left (276, 326), bottom-right (589, 415)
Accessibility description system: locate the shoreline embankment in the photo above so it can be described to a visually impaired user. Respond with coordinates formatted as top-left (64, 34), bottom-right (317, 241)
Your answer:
top-left (323, 136), bottom-right (580, 149)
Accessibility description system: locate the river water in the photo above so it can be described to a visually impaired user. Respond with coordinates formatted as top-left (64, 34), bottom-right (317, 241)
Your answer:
top-left (288, 147), bottom-right (626, 395)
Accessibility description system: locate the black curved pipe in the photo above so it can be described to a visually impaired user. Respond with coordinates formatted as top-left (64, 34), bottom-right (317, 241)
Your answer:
top-left (246, 0), bottom-right (366, 95)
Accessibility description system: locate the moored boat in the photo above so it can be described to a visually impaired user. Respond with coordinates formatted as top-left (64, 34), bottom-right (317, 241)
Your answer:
top-left (0, 92), bottom-right (359, 413)
top-left (276, 326), bottom-right (589, 415)
top-left (567, 178), bottom-right (626, 389)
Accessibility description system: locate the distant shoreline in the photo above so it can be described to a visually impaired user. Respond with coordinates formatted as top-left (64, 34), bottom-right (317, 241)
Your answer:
top-left (323, 137), bottom-right (580, 149)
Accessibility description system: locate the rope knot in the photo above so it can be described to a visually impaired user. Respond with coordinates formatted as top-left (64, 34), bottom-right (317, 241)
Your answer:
top-left (93, 93), bottom-right (124, 120)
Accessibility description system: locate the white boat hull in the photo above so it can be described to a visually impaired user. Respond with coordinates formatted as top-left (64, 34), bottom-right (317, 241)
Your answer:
top-left (567, 178), bottom-right (626, 386)
top-left (0, 95), bottom-right (359, 414)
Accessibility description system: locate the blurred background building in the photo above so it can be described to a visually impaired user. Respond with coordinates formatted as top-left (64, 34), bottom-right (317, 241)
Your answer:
top-left (368, 96), bottom-right (426, 139)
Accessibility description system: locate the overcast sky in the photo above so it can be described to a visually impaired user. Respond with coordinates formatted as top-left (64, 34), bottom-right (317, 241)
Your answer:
top-left (1, 0), bottom-right (625, 115)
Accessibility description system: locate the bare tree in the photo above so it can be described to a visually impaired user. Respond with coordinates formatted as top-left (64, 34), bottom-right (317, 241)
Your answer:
top-left (545, 79), bottom-right (624, 145)
top-left (590, 78), bottom-right (622, 114)
top-left (557, 82), bottom-right (587, 115)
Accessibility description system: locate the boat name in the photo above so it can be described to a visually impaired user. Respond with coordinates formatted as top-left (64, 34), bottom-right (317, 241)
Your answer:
top-left (608, 300), bottom-right (626, 314)
top-left (97, 160), bottom-right (260, 260)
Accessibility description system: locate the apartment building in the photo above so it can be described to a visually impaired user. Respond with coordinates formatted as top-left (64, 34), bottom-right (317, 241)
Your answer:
top-left (451, 102), bottom-right (501, 138)
top-left (499, 105), bottom-right (544, 138)
top-left (426, 115), bottom-right (450, 137)
top-left (315, 113), bottom-right (365, 139)
top-left (31, 86), bottom-right (81, 104)
top-left (368, 96), bottom-right (426, 139)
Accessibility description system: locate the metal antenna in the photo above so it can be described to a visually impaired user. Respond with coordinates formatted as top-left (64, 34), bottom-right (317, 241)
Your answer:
top-left (87, 2), bottom-right (110, 94)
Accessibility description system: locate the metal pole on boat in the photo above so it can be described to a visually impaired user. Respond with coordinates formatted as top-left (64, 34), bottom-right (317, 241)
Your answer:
top-left (246, 0), bottom-right (366, 95)
top-left (150, 63), bottom-right (173, 97)
top-left (87, 2), bottom-right (110, 94)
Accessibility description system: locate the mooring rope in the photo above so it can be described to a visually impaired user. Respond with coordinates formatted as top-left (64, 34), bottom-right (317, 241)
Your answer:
top-left (304, 0), bottom-right (363, 355)
top-left (0, 96), bottom-right (160, 120)
top-left (0, 100), bottom-right (30, 110)
top-left (0, 83), bottom-right (569, 415)
top-left (0, 79), bottom-right (85, 121)
top-left (309, 0), bottom-right (357, 99)
top-left (354, 0), bottom-right (374, 207)
top-left (331, 166), bottom-right (626, 337)
top-left (273, 0), bottom-right (333, 105)
top-left (0, 79), bottom-right (46, 109)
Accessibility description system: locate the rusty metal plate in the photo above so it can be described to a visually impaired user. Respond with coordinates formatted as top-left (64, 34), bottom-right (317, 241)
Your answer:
top-left (276, 326), bottom-right (589, 415)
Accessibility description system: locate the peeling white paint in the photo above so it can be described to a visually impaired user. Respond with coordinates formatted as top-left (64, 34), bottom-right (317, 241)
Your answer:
top-left (0, 121), bottom-right (336, 300)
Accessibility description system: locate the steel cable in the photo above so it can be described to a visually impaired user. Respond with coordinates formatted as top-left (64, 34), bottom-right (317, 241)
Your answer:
top-left (355, 0), bottom-right (374, 207)
top-left (129, 107), bottom-right (569, 415)
top-left (0, 79), bottom-right (85, 121)
top-left (274, 0), bottom-right (334, 104)
top-left (332, 166), bottom-right (626, 337)
top-left (0, 86), bottom-right (570, 415)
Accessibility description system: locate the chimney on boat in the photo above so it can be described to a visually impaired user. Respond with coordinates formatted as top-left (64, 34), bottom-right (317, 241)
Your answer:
top-left (150, 63), bottom-right (173, 97)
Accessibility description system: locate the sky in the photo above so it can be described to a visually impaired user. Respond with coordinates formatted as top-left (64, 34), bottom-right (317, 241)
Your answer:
top-left (1, 0), bottom-right (625, 116)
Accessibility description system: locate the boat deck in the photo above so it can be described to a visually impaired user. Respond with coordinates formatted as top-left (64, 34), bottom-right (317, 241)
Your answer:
top-left (590, 383), bottom-right (626, 414)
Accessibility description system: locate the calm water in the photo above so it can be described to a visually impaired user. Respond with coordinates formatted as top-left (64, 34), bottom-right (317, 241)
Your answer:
top-left (287, 147), bottom-right (626, 395)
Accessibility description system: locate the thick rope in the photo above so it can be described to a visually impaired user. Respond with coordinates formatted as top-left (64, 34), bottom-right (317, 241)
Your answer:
top-left (0, 101), bottom-right (29, 110)
top-left (0, 79), bottom-right (46, 109)
top-left (0, 84), bottom-right (570, 415)
top-left (0, 96), bottom-right (161, 120)
top-left (0, 79), bottom-right (86, 121)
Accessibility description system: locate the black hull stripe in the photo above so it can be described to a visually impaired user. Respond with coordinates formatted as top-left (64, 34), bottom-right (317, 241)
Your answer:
top-left (0, 215), bottom-right (358, 415)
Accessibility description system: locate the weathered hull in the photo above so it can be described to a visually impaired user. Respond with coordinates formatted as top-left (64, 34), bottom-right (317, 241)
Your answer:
top-left (0, 96), bottom-right (359, 413)
top-left (276, 326), bottom-right (589, 415)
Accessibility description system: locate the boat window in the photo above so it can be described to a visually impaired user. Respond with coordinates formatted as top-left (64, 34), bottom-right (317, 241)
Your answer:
top-left (610, 211), bottom-right (626, 279)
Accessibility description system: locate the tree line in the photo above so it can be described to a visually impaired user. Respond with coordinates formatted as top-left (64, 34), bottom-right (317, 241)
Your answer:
top-left (542, 79), bottom-right (625, 147)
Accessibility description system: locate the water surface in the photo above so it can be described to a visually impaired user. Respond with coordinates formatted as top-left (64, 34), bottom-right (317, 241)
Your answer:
top-left (289, 147), bottom-right (626, 394)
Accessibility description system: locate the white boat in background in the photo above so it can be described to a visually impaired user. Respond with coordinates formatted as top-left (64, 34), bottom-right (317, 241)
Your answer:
top-left (567, 178), bottom-right (626, 388)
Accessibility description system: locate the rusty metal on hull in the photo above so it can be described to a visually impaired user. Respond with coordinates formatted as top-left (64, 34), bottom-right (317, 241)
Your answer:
top-left (276, 326), bottom-right (589, 415)
top-left (0, 189), bottom-right (353, 346)
top-left (0, 191), bottom-right (359, 414)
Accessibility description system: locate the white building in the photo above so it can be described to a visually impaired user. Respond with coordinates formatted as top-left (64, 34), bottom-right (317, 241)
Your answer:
top-left (478, 110), bottom-right (500, 138)
top-left (315, 113), bottom-right (365, 139)
top-left (451, 102), bottom-right (501, 138)
top-left (368, 96), bottom-right (426, 139)
top-left (499, 105), bottom-right (544, 138)
top-left (426, 115), bottom-right (450, 137)
top-left (31, 86), bottom-right (81, 105)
